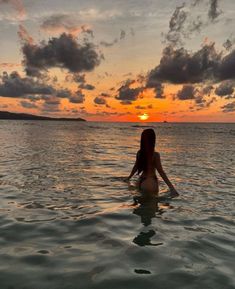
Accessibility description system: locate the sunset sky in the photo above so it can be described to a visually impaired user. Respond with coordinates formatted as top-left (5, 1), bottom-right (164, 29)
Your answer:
top-left (0, 0), bottom-right (235, 122)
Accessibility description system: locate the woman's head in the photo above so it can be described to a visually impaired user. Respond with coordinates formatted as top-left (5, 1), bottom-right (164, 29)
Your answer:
top-left (137, 129), bottom-right (156, 174)
top-left (140, 129), bottom-right (156, 152)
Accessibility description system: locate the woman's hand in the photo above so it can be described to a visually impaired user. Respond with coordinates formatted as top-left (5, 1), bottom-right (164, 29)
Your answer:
top-left (124, 177), bottom-right (131, 182)
top-left (170, 187), bottom-right (179, 198)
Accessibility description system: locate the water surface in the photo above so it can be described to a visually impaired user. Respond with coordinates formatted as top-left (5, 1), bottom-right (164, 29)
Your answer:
top-left (0, 121), bottom-right (234, 289)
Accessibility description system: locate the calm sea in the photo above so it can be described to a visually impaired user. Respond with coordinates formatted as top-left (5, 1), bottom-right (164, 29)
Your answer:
top-left (0, 121), bottom-right (234, 289)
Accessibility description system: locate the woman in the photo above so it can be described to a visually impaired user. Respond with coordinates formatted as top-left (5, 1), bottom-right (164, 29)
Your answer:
top-left (127, 129), bottom-right (179, 198)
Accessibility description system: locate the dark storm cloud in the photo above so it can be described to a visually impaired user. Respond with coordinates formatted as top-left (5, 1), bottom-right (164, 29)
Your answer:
top-left (22, 33), bottom-right (102, 76)
top-left (147, 44), bottom-right (235, 85)
top-left (147, 44), bottom-right (220, 84)
top-left (176, 85), bottom-right (197, 100)
top-left (115, 80), bottom-right (143, 104)
top-left (215, 81), bottom-right (234, 96)
top-left (221, 101), bottom-right (235, 113)
top-left (0, 71), bottom-right (54, 98)
top-left (94, 97), bottom-right (106, 105)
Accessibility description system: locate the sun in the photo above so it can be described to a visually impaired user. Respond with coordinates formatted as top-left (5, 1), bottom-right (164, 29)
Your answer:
top-left (138, 113), bottom-right (149, 121)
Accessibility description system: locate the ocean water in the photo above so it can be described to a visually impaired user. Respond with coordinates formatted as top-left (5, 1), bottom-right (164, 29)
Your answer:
top-left (0, 121), bottom-right (234, 289)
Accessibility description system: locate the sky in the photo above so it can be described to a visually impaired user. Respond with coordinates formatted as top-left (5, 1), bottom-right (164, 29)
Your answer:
top-left (0, 0), bottom-right (235, 122)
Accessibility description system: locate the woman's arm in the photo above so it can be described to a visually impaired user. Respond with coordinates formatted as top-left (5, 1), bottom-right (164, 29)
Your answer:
top-left (127, 151), bottom-right (139, 180)
top-left (155, 152), bottom-right (179, 196)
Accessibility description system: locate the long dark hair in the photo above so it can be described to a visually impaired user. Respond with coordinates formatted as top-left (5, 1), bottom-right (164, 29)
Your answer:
top-left (137, 129), bottom-right (156, 174)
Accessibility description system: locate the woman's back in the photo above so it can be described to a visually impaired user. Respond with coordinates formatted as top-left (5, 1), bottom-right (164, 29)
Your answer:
top-left (127, 128), bottom-right (179, 198)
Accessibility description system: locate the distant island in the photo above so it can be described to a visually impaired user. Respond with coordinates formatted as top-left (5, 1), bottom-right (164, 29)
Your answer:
top-left (0, 111), bottom-right (86, 121)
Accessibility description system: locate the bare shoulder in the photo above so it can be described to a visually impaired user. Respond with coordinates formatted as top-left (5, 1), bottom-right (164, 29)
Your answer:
top-left (154, 152), bottom-right (161, 165)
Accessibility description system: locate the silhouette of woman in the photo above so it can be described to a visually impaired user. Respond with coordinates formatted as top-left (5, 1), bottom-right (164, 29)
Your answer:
top-left (127, 129), bottom-right (179, 198)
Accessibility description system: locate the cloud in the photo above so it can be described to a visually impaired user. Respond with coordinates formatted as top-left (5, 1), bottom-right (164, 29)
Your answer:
top-left (208, 0), bottom-right (221, 21)
top-left (100, 39), bottom-right (118, 47)
top-left (78, 83), bottom-right (95, 90)
top-left (65, 73), bottom-right (95, 90)
top-left (20, 100), bottom-right (38, 109)
top-left (18, 24), bottom-right (34, 45)
top-left (163, 0), bottom-right (222, 46)
top-left (135, 104), bottom-right (153, 110)
top-left (94, 97), bottom-right (106, 105)
top-left (65, 73), bottom-right (86, 83)
top-left (154, 83), bottom-right (165, 99)
top-left (147, 44), bottom-right (223, 85)
top-left (0, 71), bottom-right (53, 98)
top-left (0, 62), bottom-right (21, 69)
top-left (215, 81), bottom-right (234, 96)
top-left (42, 96), bottom-right (61, 112)
top-left (120, 29), bottom-right (126, 40)
top-left (56, 88), bottom-right (73, 98)
top-left (69, 90), bottom-right (85, 103)
top-left (225, 95), bottom-right (235, 100)
top-left (165, 4), bottom-right (187, 45)
top-left (221, 101), bottom-right (235, 113)
top-left (223, 37), bottom-right (235, 51)
top-left (218, 50), bottom-right (235, 80)
top-left (0, 71), bottom-right (86, 108)
top-left (201, 84), bottom-right (214, 95)
top-left (40, 14), bottom-right (94, 37)
top-left (100, 92), bottom-right (111, 98)
top-left (147, 44), bottom-right (235, 86)
top-left (116, 79), bottom-right (143, 104)
top-left (100, 29), bottom-right (128, 48)
top-left (176, 85), bottom-right (197, 100)
top-left (0, 0), bottom-right (25, 20)
top-left (22, 33), bottom-right (102, 76)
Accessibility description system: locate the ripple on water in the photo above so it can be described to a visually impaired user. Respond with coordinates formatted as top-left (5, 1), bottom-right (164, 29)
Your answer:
top-left (0, 122), bottom-right (235, 289)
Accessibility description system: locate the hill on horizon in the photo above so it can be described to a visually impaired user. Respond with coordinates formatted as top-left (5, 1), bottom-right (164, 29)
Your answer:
top-left (0, 111), bottom-right (86, 121)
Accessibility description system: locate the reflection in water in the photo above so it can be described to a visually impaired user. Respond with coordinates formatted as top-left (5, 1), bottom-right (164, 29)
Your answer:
top-left (132, 196), bottom-right (172, 247)
top-left (133, 230), bottom-right (163, 247)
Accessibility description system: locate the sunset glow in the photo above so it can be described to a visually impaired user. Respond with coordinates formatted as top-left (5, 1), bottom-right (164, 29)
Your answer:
top-left (138, 113), bottom-right (149, 121)
top-left (0, 1), bottom-right (234, 122)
